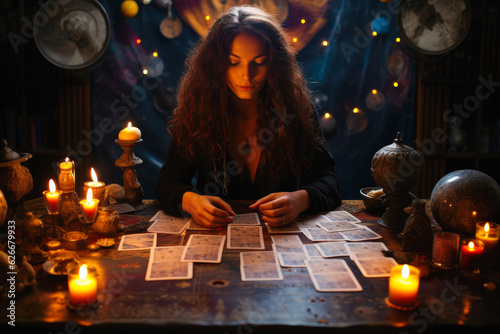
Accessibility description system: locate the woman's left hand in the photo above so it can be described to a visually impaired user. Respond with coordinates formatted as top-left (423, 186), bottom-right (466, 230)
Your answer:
top-left (249, 190), bottom-right (310, 226)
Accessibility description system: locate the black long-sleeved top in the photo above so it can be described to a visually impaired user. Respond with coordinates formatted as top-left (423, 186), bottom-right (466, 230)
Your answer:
top-left (155, 122), bottom-right (341, 216)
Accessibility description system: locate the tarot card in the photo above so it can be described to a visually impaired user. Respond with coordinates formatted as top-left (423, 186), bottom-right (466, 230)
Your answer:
top-left (344, 241), bottom-right (388, 254)
top-left (186, 218), bottom-right (212, 230)
top-left (265, 221), bottom-right (302, 233)
top-left (180, 234), bottom-right (226, 263)
top-left (352, 256), bottom-right (398, 278)
top-left (339, 226), bottom-right (382, 241)
top-left (272, 243), bottom-right (306, 267)
top-left (305, 259), bottom-right (362, 292)
top-left (240, 251), bottom-right (283, 281)
top-left (271, 234), bottom-right (302, 245)
top-left (147, 211), bottom-right (190, 234)
top-left (145, 246), bottom-right (193, 280)
top-left (230, 213), bottom-right (260, 225)
top-left (118, 233), bottom-right (156, 250)
top-left (272, 244), bottom-right (304, 254)
top-left (277, 252), bottom-right (307, 267)
top-left (345, 242), bottom-right (388, 260)
top-left (314, 241), bottom-right (349, 258)
top-left (227, 225), bottom-right (264, 249)
top-left (302, 244), bottom-right (324, 259)
top-left (302, 228), bottom-right (346, 242)
top-left (322, 210), bottom-right (361, 222)
top-left (317, 221), bottom-right (360, 232)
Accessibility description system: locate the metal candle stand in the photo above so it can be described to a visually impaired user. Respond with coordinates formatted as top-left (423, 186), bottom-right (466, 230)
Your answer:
top-left (115, 139), bottom-right (144, 208)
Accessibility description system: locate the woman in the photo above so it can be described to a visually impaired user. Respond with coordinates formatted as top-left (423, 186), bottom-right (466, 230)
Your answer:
top-left (156, 5), bottom-right (341, 228)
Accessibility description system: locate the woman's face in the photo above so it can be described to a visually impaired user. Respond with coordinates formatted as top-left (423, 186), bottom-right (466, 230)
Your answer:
top-left (226, 33), bottom-right (269, 100)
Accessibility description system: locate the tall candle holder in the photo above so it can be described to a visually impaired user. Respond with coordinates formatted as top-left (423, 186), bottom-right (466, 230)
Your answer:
top-left (115, 139), bottom-right (144, 207)
top-left (79, 188), bottom-right (99, 236)
top-left (42, 181), bottom-right (63, 242)
top-left (57, 158), bottom-right (84, 226)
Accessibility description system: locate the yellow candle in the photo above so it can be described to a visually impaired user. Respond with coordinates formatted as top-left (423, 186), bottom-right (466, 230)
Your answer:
top-left (58, 158), bottom-right (73, 171)
top-left (388, 264), bottom-right (420, 307)
top-left (68, 265), bottom-right (97, 306)
top-left (43, 179), bottom-right (62, 214)
top-left (84, 168), bottom-right (105, 205)
top-left (79, 188), bottom-right (99, 222)
top-left (118, 122), bottom-right (141, 141)
top-left (58, 157), bottom-right (75, 192)
top-left (475, 221), bottom-right (499, 263)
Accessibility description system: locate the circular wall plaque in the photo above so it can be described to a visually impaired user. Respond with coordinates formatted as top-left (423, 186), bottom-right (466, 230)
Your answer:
top-left (33, 0), bottom-right (111, 69)
top-left (397, 0), bottom-right (471, 55)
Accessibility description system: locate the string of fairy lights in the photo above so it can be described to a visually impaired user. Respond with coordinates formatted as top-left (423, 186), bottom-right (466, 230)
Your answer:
top-left (118, 0), bottom-right (406, 137)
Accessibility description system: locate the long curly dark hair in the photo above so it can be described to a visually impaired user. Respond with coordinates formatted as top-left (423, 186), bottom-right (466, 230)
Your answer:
top-left (169, 5), bottom-right (321, 179)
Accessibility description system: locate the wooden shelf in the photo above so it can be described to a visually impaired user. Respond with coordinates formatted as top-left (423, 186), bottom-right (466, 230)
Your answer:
top-left (414, 0), bottom-right (500, 198)
top-left (0, 0), bottom-right (92, 200)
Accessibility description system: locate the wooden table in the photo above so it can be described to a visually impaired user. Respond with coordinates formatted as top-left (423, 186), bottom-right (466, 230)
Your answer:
top-left (2, 200), bottom-right (500, 333)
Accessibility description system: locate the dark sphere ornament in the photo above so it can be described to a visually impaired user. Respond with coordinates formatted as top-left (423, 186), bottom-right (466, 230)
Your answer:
top-left (430, 169), bottom-right (500, 236)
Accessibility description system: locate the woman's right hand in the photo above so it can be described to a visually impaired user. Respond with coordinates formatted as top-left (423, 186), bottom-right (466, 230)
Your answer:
top-left (182, 192), bottom-right (235, 228)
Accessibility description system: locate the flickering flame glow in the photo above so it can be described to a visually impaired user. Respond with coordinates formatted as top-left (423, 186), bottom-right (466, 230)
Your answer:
top-left (86, 188), bottom-right (93, 203)
top-left (127, 122), bottom-right (132, 130)
top-left (485, 223), bottom-right (490, 232)
top-left (324, 112), bottom-right (331, 119)
top-left (79, 265), bottom-right (88, 280)
top-left (372, 89), bottom-right (377, 94)
top-left (353, 108), bottom-right (359, 114)
top-left (91, 168), bottom-right (98, 183)
top-left (49, 179), bottom-right (56, 193)
top-left (402, 264), bottom-right (409, 279)
top-left (468, 241), bottom-right (475, 250)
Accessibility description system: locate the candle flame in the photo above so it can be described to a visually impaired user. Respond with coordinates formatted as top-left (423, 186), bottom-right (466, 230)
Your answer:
top-left (324, 112), bottom-right (331, 119)
top-left (468, 241), bottom-right (475, 249)
top-left (485, 223), bottom-right (490, 232)
top-left (49, 179), bottom-right (56, 193)
top-left (127, 122), bottom-right (132, 130)
top-left (402, 264), bottom-right (409, 279)
top-left (91, 167), bottom-right (98, 182)
top-left (79, 264), bottom-right (88, 280)
top-left (86, 188), bottom-right (93, 202)
top-left (65, 157), bottom-right (69, 162)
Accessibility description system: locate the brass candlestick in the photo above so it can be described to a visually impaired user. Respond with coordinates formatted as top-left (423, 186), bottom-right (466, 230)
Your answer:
top-left (115, 139), bottom-right (144, 206)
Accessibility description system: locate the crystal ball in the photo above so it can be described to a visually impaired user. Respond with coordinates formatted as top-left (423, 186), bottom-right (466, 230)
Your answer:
top-left (430, 169), bottom-right (500, 236)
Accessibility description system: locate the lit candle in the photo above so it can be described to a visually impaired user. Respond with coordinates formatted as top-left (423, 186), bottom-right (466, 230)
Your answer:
top-left (118, 122), bottom-right (141, 141)
top-left (460, 239), bottom-right (484, 277)
top-left (388, 264), bottom-right (420, 308)
top-left (79, 188), bottom-right (99, 222)
top-left (475, 221), bottom-right (499, 264)
top-left (58, 157), bottom-right (75, 192)
top-left (43, 179), bottom-right (62, 214)
top-left (83, 168), bottom-right (105, 205)
top-left (68, 264), bottom-right (97, 306)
